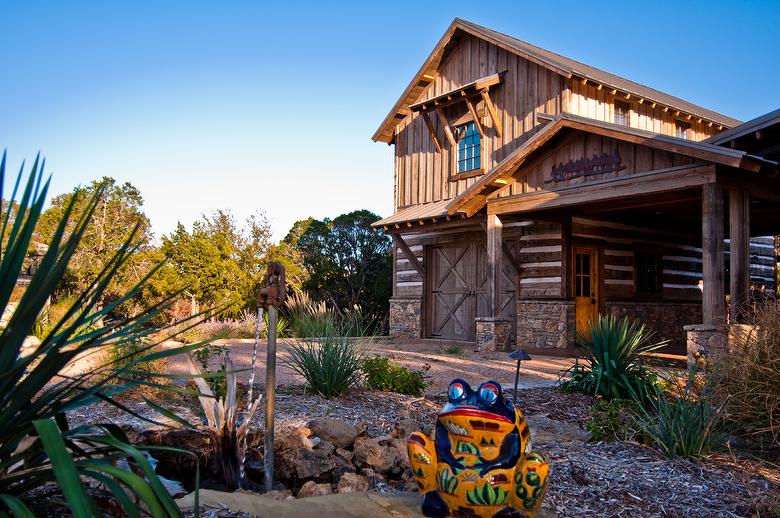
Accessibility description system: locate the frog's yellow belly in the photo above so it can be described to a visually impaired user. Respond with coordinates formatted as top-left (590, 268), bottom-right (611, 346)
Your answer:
top-left (436, 461), bottom-right (514, 517)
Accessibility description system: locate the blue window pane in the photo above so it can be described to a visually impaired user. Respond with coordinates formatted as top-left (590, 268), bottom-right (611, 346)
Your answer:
top-left (456, 122), bottom-right (481, 173)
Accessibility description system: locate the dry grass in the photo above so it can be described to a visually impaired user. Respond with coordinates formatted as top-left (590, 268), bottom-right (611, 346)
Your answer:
top-left (724, 301), bottom-right (780, 447)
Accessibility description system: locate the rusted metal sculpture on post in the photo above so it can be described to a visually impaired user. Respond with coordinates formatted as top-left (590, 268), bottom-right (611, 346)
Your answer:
top-left (257, 262), bottom-right (286, 492)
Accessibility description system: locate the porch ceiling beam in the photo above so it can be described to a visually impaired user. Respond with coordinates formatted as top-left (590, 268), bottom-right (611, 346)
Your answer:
top-left (392, 234), bottom-right (425, 277)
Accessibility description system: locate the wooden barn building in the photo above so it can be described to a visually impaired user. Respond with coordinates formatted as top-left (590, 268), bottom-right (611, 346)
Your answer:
top-left (371, 18), bottom-right (780, 356)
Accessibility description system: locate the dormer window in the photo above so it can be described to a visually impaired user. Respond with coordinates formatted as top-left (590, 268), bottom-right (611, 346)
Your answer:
top-left (456, 122), bottom-right (481, 173)
top-left (675, 120), bottom-right (692, 140)
top-left (613, 101), bottom-right (629, 126)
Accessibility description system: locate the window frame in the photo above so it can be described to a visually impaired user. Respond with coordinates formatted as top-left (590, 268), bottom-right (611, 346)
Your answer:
top-left (674, 119), bottom-right (692, 140)
top-left (450, 119), bottom-right (483, 181)
top-left (613, 100), bottom-right (630, 127)
top-left (634, 248), bottom-right (664, 297)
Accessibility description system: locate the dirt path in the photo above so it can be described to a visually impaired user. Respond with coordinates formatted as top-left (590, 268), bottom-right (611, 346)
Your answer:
top-left (166, 337), bottom-right (574, 396)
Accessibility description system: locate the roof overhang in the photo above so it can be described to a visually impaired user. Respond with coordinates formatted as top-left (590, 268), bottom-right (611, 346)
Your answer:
top-left (446, 112), bottom-right (775, 217)
top-left (372, 18), bottom-right (741, 144)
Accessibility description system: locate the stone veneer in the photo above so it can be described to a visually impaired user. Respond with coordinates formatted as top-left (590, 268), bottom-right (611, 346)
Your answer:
top-left (605, 301), bottom-right (701, 353)
top-left (475, 317), bottom-right (511, 352)
top-left (684, 323), bottom-right (757, 366)
top-left (516, 300), bottom-right (575, 349)
top-left (388, 298), bottom-right (421, 338)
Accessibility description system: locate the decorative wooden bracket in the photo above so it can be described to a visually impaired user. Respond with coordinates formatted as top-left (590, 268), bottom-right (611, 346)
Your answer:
top-left (392, 234), bottom-right (425, 276)
top-left (435, 107), bottom-right (456, 147)
top-left (480, 90), bottom-right (502, 137)
top-left (421, 112), bottom-right (442, 152)
top-left (502, 242), bottom-right (522, 276)
top-left (464, 96), bottom-right (485, 138)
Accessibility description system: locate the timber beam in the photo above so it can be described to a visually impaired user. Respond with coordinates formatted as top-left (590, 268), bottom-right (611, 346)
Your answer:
top-left (392, 234), bottom-right (425, 277)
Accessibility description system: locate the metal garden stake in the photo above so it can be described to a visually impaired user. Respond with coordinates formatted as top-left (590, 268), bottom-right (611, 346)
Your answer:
top-left (508, 348), bottom-right (531, 406)
top-left (256, 262), bottom-right (286, 492)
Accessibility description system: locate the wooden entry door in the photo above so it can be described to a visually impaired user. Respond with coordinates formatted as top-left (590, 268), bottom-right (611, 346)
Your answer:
top-left (574, 247), bottom-right (599, 336)
top-left (428, 244), bottom-right (480, 341)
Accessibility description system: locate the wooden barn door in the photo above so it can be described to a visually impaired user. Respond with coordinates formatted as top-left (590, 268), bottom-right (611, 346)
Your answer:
top-left (428, 243), bottom-right (479, 341)
top-left (427, 242), bottom-right (518, 344)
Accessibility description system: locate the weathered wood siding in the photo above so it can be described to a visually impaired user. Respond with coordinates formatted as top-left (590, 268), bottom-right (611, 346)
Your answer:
top-left (392, 35), bottom-right (726, 212)
top-left (394, 34), bottom-right (565, 210)
top-left (566, 79), bottom-right (721, 142)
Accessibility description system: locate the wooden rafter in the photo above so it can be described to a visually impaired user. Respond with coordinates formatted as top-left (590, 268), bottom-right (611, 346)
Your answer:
top-left (421, 111), bottom-right (442, 152)
top-left (410, 71), bottom-right (506, 113)
top-left (480, 90), bottom-right (502, 137)
top-left (392, 234), bottom-right (425, 276)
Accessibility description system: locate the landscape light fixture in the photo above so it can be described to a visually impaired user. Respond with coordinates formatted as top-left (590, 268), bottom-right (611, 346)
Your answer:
top-left (508, 348), bottom-right (531, 406)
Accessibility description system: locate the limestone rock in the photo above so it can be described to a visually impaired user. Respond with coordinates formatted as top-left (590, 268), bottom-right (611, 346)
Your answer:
top-left (307, 418), bottom-right (359, 449)
top-left (277, 440), bottom-right (336, 479)
top-left (297, 480), bottom-right (333, 498)
top-left (337, 472), bottom-right (369, 493)
top-left (527, 414), bottom-right (592, 444)
top-left (335, 447), bottom-right (354, 463)
top-left (353, 436), bottom-right (400, 473)
top-left (391, 418), bottom-right (420, 438)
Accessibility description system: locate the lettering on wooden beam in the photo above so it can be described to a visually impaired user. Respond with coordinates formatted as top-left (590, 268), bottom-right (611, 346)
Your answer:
top-left (546, 150), bottom-right (626, 183)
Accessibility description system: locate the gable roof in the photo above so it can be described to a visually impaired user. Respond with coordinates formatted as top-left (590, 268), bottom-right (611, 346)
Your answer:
top-left (446, 112), bottom-right (771, 217)
top-left (373, 18), bottom-right (741, 143)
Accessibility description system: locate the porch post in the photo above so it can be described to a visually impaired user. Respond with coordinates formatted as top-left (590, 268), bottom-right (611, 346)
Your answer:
top-left (487, 213), bottom-right (503, 317)
top-left (702, 184), bottom-right (725, 325)
top-left (729, 189), bottom-right (750, 323)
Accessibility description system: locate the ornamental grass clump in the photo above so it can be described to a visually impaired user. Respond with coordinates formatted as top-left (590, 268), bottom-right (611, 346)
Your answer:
top-left (723, 301), bottom-right (780, 447)
top-left (284, 305), bottom-right (372, 398)
top-left (638, 365), bottom-right (731, 459)
top-left (560, 315), bottom-right (665, 404)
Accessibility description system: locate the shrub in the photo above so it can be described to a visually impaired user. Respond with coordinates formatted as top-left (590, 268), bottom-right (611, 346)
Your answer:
top-left (638, 365), bottom-right (731, 459)
top-left (560, 315), bottom-right (664, 404)
top-left (284, 309), bottom-right (370, 398)
top-left (584, 398), bottom-right (639, 442)
top-left (178, 309), bottom-right (262, 343)
top-left (724, 301), bottom-right (780, 447)
top-left (362, 356), bottom-right (430, 396)
top-left (0, 153), bottom-right (208, 515)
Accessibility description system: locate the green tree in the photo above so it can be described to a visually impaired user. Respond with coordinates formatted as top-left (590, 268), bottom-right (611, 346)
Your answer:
top-left (295, 210), bottom-right (391, 322)
top-left (158, 210), bottom-right (272, 316)
top-left (35, 177), bottom-right (154, 307)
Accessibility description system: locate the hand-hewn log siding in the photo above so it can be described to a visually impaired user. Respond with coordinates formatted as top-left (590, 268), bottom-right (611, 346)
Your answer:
top-left (392, 35), bottom-right (726, 212)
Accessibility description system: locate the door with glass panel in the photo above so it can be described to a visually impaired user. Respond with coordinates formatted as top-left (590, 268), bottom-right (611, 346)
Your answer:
top-left (573, 247), bottom-right (599, 336)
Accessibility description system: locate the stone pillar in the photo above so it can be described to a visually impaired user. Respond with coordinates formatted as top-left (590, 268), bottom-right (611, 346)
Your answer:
top-left (729, 189), bottom-right (750, 323)
top-left (389, 298), bottom-right (422, 338)
top-left (475, 317), bottom-right (511, 353)
top-left (702, 184), bottom-right (725, 325)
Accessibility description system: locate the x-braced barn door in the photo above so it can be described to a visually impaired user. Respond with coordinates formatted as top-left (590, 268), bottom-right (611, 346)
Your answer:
top-left (428, 243), bottom-right (479, 341)
top-left (427, 242), bottom-right (518, 344)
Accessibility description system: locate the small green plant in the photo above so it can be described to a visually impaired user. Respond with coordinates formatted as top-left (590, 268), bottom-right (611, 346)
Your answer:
top-left (466, 481), bottom-right (509, 506)
top-left (584, 398), bottom-right (639, 442)
top-left (362, 356), bottom-right (430, 396)
top-left (284, 309), bottom-right (370, 398)
top-left (438, 344), bottom-right (464, 356)
top-left (436, 467), bottom-right (459, 494)
top-left (560, 315), bottom-right (664, 404)
top-left (638, 365), bottom-right (731, 459)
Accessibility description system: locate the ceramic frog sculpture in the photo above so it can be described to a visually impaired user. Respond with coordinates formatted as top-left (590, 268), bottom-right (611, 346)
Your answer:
top-left (407, 379), bottom-right (549, 517)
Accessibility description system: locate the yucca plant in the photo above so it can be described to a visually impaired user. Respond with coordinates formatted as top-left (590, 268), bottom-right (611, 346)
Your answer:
top-left (185, 351), bottom-right (260, 490)
top-left (284, 306), bottom-right (371, 398)
top-left (0, 151), bottom-right (214, 516)
top-left (560, 315), bottom-right (665, 404)
top-left (638, 364), bottom-right (731, 459)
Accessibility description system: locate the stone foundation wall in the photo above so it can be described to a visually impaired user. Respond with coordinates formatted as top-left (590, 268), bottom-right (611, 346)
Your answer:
top-left (605, 301), bottom-right (701, 353)
top-left (475, 317), bottom-right (511, 352)
top-left (685, 323), bottom-right (757, 366)
top-left (516, 300), bottom-right (575, 349)
top-left (388, 298), bottom-right (422, 339)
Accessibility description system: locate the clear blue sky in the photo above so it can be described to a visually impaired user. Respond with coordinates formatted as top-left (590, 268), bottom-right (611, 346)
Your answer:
top-left (2, 0), bottom-right (778, 241)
